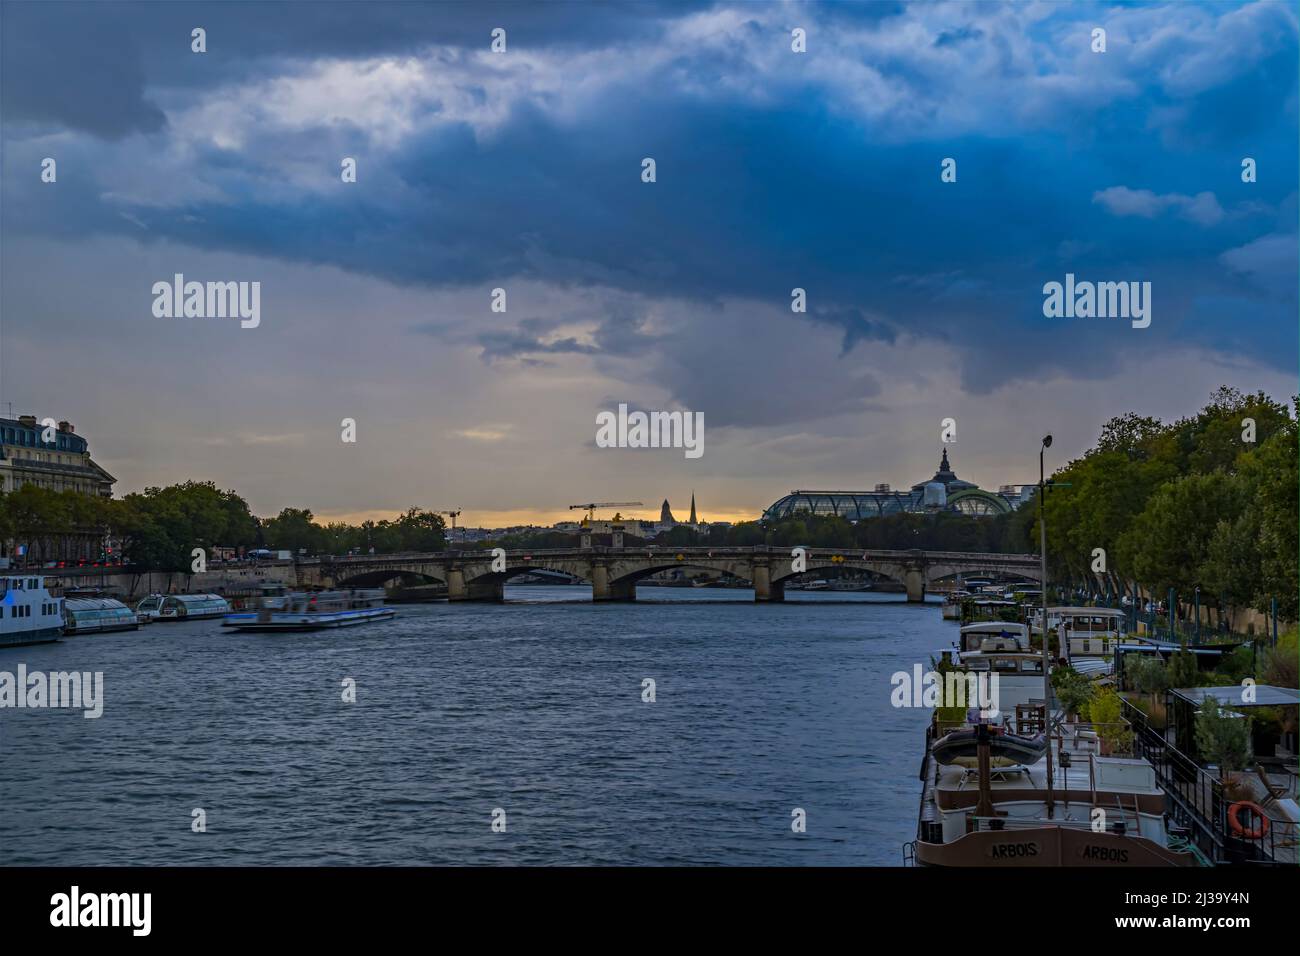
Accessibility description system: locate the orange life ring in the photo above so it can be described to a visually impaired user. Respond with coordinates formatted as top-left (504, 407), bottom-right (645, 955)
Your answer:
top-left (1228, 801), bottom-right (1269, 840)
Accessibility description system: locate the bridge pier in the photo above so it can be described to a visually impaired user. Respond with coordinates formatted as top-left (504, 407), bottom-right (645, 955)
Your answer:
top-left (752, 563), bottom-right (785, 603)
top-left (905, 568), bottom-right (926, 603)
top-left (590, 564), bottom-right (635, 602)
top-left (447, 569), bottom-right (504, 602)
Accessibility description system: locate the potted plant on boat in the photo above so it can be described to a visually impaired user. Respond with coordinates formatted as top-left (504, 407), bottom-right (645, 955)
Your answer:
top-left (1089, 688), bottom-right (1132, 756)
top-left (1053, 666), bottom-right (1096, 723)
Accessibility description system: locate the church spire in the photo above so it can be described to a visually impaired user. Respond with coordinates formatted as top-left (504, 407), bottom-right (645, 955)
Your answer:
top-left (689, 492), bottom-right (697, 525)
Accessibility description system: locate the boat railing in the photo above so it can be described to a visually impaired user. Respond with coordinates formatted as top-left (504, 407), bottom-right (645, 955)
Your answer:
top-left (966, 811), bottom-right (1143, 835)
top-left (1057, 719), bottom-right (1134, 757)
top-left (1123, 698), bottom-right (1299, 865)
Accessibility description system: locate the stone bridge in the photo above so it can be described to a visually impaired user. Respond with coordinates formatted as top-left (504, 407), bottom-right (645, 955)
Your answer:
top-left (295, 547), bottom-right (1042, 602)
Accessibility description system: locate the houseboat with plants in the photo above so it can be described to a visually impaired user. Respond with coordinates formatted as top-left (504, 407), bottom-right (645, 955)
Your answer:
top-left (1025, 606), bottom-right (1129, 676)
top-left (911, 713), bottom-right (1199, 866)
top-left (941, 590), bottom-right (970, 620)
top-left (959, 597), bottom-right (1021, 626)
top-left (0, 574), bottom-right (64, 647)
top-left (912, 597), bottom-right (1199, 866)
top-left (1122, 685), bottom-right (1300, 867)
top-left (954, 620), bottom-right (1031, 655)
top-left (1029, 606), bottom-right (1127, 646)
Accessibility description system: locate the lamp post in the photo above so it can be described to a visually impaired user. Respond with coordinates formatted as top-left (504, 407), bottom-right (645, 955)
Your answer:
top-left (1039, 435), bottom-right (1054, 817)
top-left (1194, 587), bottom-right (1201, 645)
top-left (1169, 587), bottom-right (1176, 642)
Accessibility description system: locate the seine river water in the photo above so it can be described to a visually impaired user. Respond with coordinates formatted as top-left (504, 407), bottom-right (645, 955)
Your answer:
top-left (0, 586), bottom-right (952, 865)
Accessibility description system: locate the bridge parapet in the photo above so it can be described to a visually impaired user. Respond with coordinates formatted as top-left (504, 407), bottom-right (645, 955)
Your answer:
top-left (46, 547), bottom-right (1040, 603)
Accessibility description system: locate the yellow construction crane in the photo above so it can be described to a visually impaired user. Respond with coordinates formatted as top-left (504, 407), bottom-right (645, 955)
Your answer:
top-left (569, 501), bottom-right (643, 526)
top-left (438, 509), bottom-right (462, 543)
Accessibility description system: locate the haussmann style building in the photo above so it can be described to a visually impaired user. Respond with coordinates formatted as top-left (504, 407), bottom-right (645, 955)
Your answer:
top-left (0, 414), bottom-right (116, 565)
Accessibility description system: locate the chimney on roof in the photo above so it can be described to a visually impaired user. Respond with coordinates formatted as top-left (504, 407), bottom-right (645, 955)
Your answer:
top-left (58, 420), bottom-right (73, 434)
top-left (18, 415), bottom-right (36, 427)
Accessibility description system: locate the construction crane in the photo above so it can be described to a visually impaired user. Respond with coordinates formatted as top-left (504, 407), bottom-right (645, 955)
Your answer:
top-left (438, 510), bottom-right (462, 543)
top-left (569, 501), bottom-right (643, 525)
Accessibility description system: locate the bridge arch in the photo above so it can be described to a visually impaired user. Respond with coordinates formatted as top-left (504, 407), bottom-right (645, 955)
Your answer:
top-left (924, 564), bottom-right (1043, 587)
top-left (770, 562), bottom-right (909, 588)
top-left (334, 568), bottom-right (447, 589)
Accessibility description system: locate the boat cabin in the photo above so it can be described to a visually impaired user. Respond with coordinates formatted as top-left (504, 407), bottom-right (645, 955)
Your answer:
top-left (137, 593), bottom-right (232, 620)
top-left (958, 622), bottom-right (1030, 654)
top-left (64, 597), bottom-right (140, 634)
top-left (1031, 606), bottom-right (1127, 650)
top-left (960, 598), bottom-right (1020, 625)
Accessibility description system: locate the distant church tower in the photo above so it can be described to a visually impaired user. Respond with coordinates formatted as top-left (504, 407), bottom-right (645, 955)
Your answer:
top-left (689, 492), bottom-right (697, 525)
top-left (660, 499), bottom-right (676, 524)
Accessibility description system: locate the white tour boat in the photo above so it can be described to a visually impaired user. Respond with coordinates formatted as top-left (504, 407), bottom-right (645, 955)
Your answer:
top-left (0, 574), bottom-right (64, 647)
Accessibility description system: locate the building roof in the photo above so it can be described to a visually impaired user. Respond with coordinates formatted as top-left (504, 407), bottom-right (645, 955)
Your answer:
top-left (1118, 642), bottom-right (1224, 655)
top-left (1169, 685), bottom-right (1300, 709)
top-left (911, 447), bottom-right (978, 492)
top-left (1048, 606), bottom-right (1127, 616)
top-left (762, 447), bottom-right (1015, 522)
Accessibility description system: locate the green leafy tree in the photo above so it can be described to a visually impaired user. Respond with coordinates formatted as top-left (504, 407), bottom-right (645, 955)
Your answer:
top-left (658, 525), bottom-right (702, 547)
top-left (1119, 471), bottom-right (1245, 601)
top-left (1194, 699), bottom-right (1253, 781)
top-left (393, 508), bottom-right (447, 552)
top-left (261, 507), bottom-right (324, 555)
top-left (1052, 667), bottom-right (1096, 719)
top-left (1168, 643), bottom-right (1201, 690)
top-left (1125, 655), bottom-right (1169, 699)
top-left (1263, 629), bottom-right (1298, 690)
top-left (1242, 417), bottom-right (1298, 618)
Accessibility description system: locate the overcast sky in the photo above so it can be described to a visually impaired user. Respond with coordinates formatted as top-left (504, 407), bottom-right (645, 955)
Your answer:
top-left (1, 0), bottom-right (1296, 525)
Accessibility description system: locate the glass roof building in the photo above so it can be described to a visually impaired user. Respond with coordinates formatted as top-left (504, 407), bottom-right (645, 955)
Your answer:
top-left (761, 449), bottom-right (1026, 523)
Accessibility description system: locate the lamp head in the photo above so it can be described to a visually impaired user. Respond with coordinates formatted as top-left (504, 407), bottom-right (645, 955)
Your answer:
top-left (1042, 435), bottom-right (1053, 449)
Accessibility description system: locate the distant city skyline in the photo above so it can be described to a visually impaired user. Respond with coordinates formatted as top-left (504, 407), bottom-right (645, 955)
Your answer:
top-left (2, 2), bottom-right (1295, 528)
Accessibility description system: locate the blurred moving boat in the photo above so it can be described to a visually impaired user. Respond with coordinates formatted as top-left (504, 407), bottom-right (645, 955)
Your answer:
top-left (0, 574), bottom-right (64, 647)
top-left (223, 589), bottom-right (395, 631)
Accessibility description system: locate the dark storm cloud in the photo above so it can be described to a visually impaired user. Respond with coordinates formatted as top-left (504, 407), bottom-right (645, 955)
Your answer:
top-left (0, 0), bottom-right (702, 138)
top-left (1, 1), bottom-right (167, 139)
top-left (2, 0), bottom-right (1297, 408)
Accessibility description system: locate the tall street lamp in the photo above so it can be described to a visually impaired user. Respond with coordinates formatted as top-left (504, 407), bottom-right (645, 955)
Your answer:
top-left (1040, 434), bottom-right (1054, 817)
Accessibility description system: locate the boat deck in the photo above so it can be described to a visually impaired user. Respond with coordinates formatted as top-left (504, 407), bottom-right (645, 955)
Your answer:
top-left (918, 717), bottom-right (1165, 841)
